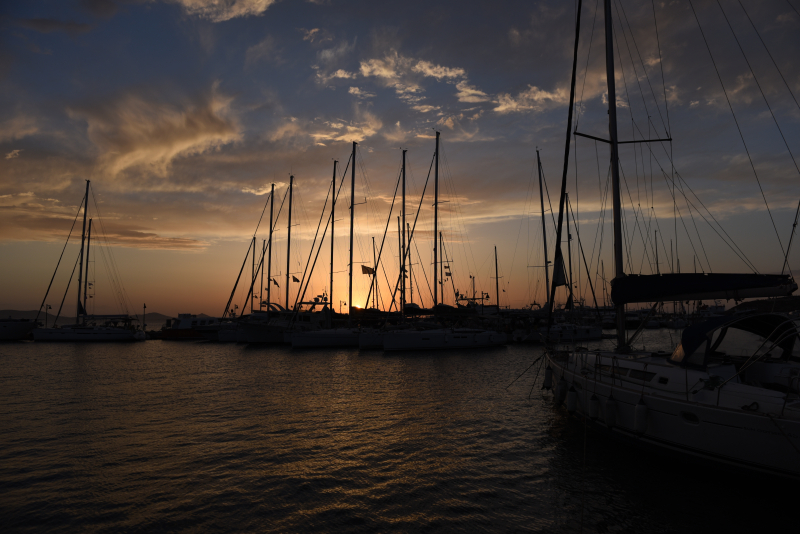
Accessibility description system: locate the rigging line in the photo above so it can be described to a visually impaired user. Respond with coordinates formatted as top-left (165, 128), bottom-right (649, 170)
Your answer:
top-left (628, 114), bottom-right (757, 271)
top-left (736, 0), bottom-right (800, 112)
top-left (412, 235), bottom-right (434, 302)
top-left (650, 0), bottom-right (671, 135)
top-left (717, 0), bottom-right (800, 180)
top-left (672, 167), bottom-right (713, 272)
top-left (35, 198), bottom-right (84, 323)
top-left (292, 179), bottom-right (334, 311)
top-left (568, 197), bottom-right (601, 313)
top-left (389, 152), bottom-right (436, 307)
top-left (53, 252), bottom-right (82, 326)
top-left (90, 189), bottom-right (131, 315)
top-left (252, 190), bottom-right (273, 238)
top-left (616, 0), bottom-right (669, 135)
top-left (363, 165), bottom-right (401, 309)
top-left (688, 0), bottom-right (785, 257)
top-left (440, 142), bottom-right (483, 297)
top-left (786, 0), bottom-right (800, 19)
top-left (575, 0), bottom-right (601, 130)
top-left (510, 158), bottom-right (539, 298)
top-left (224, 185), bottom-right (289, 318)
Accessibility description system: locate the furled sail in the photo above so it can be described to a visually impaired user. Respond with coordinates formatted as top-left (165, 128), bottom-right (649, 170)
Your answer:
top-left (610, 273), bottom-right (796, 305)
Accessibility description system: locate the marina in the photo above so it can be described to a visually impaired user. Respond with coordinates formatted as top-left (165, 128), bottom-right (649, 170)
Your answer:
top-left (2, 0), bottom-right (800, 530)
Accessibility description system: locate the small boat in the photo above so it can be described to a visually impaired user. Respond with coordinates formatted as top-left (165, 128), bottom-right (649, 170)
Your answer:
top-left (160, 314), bottom-right (221, 341)
top-left (32, 180), bottom-right (145, 342)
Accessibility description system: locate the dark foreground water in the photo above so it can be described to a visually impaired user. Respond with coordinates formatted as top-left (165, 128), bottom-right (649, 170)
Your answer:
top-left (0, 334), bottom-right (794, 532)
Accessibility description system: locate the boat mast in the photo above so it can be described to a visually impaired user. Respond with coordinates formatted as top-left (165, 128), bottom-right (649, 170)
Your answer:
top-left (401, 149), bottom-right (407, 315)
top-left (537, 150), bottom-right (551, 306)
top-left (546, 0), bottom-right (582, 325)
top-left (397, 216), bottom-right (402, 312)
top-left (495, 245), bottom-right (500, 310)
top-left (251, 235), bottom-right (256, 313)
top-left (372, 236), bottom-right (377, 310)
top-left (267, 183), bottom-right (274, 316)
top-left (440, 232), bottom-right (444, 305)
top-left (566, 193), bottom-right (574, 307)
top-left (261, 238), bottom-right (265, 310)
top-left (286, 175), bottom-right (293, 311)
top-left (76, 179), bottom-right (90, 323)
top-left (434, 131), bottom-right (439, 307)
top-left (408, 223), bottom-right (413, 305)
top-left (83, 219), bottom-right (92, 316)
top-left (604, 0), bottom-right (626, 349)
top-left (348, 141), bottom-right (356, 325)
top-left (330, 160), bottom-right (337, 312)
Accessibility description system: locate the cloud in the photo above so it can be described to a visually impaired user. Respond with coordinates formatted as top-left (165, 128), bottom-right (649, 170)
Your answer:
top-left (16, 18), bottom-right (93, 34)
top-left (313, 40), bottom-right (357, 85)
top-left (412, 61), bottom-right (465, 80)
top-left (411, 104), bottom-right (439, 113)
top-left (5, 149), bottom-right (22, 159)
top-left (493, 84), bottom-right (568, 114)
top-left (68, 84), bottom-right (240, 177)
top-left (455, 81), bottom-right (489, 103)
top-left (245, 35), bottom-right (280, 66)
top-left (0, 116), bottom-right (38, 143)
top-left (348, 86), bottom-right (375, 99)
top-left (170, 0), bottom-right (277, 22)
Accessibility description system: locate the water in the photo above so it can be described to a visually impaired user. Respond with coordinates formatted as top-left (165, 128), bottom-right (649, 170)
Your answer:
top-left (0, 336), bottom-right (793, 532)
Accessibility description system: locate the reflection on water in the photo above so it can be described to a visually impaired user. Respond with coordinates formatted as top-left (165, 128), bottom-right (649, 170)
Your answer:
top-left (0, 336), bottom-right (793, 532)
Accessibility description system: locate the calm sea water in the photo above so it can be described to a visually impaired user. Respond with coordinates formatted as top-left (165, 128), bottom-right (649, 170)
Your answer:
top-left (0, 333), bottom-right (793, 532)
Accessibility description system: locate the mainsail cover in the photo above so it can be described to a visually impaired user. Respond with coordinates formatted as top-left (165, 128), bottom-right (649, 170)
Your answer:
top-left (611, 273), bottom-right (796, 305)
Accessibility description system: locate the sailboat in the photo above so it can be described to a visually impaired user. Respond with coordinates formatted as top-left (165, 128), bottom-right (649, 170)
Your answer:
top-left (543, 0), bottom-right (800, 478)
top-left (33, 180), bottom-right (145, 342)
top-left (291, 142), bottom-right (362, 348)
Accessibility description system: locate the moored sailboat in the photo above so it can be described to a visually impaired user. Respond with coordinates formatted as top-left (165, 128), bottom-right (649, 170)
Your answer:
top-left (542, 0), bottom-right (799, 478)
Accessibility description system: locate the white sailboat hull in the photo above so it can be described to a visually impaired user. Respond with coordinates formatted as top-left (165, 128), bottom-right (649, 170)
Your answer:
top-left (383, 329), bottom-right (507, 351)
top-left (548, 350), bottom-right (800, 478)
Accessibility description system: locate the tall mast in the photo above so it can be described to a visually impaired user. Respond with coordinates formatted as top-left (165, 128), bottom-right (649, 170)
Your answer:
top-left (76, 179), bottom-right (90, 322)
top-left (251, 235), bottom-right (256, 313)
top-left (408, 223), bottom-right (413, 305)
top-left (566, 193), bottom-right (574, 306)
top-left (267, 183), bottom-right (274, 316)
top-left (397, 216), bottom-right (402, 312)
top-left (83, 219), bottom-right (92, 316)
top-left (537, 150), bottom-right (551, 306)
top-left (495, 245), bottom-right (500, 310)
top-left (348, 141), bottom-right (356, 325)
top-left (434, 131), bottom-right (440, 307)
top-left (372, 236), bottom-right (377, 310)
top-left (286, 175), bottom-right (293, 311)
top-left (604, 0), bottom-right (626, 349)
top-left (261, 238), bottom-right (265, 310)
top-left (546, 0), bottom-right (582, 326)
top-left (401, 149), bottom-right (407, 314)
top-left (440, 232), bottom-right (444, 305)
top-left (330, 160), bottom-right (337, 311)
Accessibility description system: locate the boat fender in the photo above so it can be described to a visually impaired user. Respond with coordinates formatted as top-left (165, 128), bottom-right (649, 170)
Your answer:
top-left (634, 397), bottom-right (648, 434)
top-left (566, 386), bottom-right (578, 414)
top-left (588, 394), bottom-right (600, 420)
top-left (543, 365), bottom-right (553, 390)
top-left (554, 377), bottom-right (567, 406)
top-left (604, 395), bottom-right (617, 429)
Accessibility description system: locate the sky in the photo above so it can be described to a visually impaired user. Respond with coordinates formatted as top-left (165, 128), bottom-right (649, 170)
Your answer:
top-left (1, 0), bottom-right (799, 318)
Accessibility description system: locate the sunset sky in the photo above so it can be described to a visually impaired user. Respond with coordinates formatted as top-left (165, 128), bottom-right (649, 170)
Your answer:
top-left (1, 0), bottom-right (799, 318)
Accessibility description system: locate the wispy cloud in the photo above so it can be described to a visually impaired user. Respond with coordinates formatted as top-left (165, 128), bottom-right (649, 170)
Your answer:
top-left (68, 83), bottom-right (240, 177)
top-left (170, 0), bottom-right (278, 22)
top-left (0, 116), bottom-right (38, 143)
top-left (5, 149), bottom-right (22, 159)
top-left (493, 85), bottom-right (568, 114)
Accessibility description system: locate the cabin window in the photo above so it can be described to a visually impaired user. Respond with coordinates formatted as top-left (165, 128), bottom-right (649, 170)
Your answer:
top-left (628, 369), bottom-right (656, 382)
